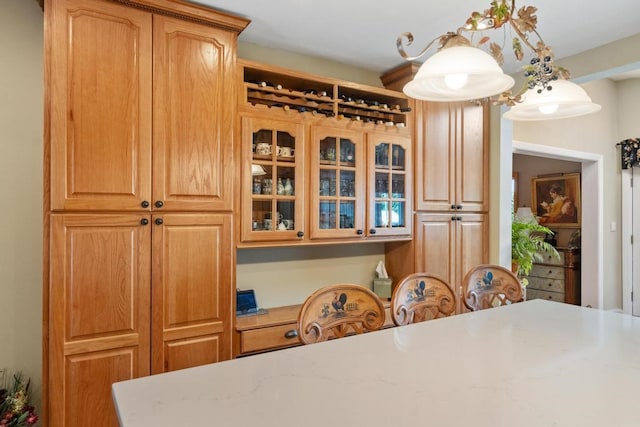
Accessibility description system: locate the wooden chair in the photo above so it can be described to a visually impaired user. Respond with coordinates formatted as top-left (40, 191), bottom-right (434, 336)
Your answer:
top-left (391, 273), bottom-right (457, 326)
top-left (297, 284), bottom-right (385, 345)
top-left (462, 264), bottom-right (523, 311)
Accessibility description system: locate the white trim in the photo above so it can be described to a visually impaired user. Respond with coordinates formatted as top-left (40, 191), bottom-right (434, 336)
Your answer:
top-left (621, 168), bottom-right (632, 314)
top-left (505, 139), bottom-right (604, 309)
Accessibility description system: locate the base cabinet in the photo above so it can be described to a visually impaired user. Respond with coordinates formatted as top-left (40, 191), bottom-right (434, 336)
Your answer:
top-left (414, 213), bottom-right (488, 313)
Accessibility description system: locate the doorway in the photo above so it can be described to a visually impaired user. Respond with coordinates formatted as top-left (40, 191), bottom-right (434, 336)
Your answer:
top-left (509, 140), bottom-right (604, 308)
top-left (622, 167), bottom-right (639, 315)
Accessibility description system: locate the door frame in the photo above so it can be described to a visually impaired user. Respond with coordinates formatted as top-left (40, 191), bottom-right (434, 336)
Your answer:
top-left (503, 139), bottom-right (604, 309)
top-left (622, 167), bottom-right (634, 314)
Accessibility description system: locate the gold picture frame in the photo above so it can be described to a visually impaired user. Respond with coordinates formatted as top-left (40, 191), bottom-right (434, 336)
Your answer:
top-left (531, 173), bottom-right (581, 227)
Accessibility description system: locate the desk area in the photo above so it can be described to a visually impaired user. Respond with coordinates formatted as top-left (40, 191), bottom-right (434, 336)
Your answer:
top-left (113, 300), bottom-right (640, 426)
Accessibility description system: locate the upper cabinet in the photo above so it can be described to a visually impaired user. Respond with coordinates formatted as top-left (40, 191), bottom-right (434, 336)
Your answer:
top-left (49, 0), bottom-right (243, 212)
top-left (237, 60), bottom-right (413, 246)
top-left (415, 101), bottom-right (489, 213)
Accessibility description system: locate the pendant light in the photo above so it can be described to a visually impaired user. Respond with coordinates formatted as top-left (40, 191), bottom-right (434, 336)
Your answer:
top-left (395, 0), bottom-right (602, 121)
top-left (503, 79), bottom-right (601, 121)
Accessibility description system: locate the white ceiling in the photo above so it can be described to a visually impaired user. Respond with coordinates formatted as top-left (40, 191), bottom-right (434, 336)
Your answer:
top-left (192, 0), bottom-right (640, 78)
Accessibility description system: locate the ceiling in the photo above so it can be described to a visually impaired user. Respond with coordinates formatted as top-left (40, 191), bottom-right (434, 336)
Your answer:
top-left (191, 0), bottom-right (640, 78)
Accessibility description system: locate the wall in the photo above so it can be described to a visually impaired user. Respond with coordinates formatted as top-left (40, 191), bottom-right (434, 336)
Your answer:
top-left (511, 78), bottom-right (622, 309)
top-left (0, 0), bottom-right (43, 411)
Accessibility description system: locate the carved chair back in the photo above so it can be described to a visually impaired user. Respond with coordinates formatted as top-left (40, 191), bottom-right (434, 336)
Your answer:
top-left (462, 264), bottom-right (523, 311)
top-left (297, 284), bottom-right (385, 345)
top-left (391, 273), bottom-right (457, 326)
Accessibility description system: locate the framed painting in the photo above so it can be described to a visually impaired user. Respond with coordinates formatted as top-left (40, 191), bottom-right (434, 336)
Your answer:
top-left (531, 173), bottom-right (581, 227)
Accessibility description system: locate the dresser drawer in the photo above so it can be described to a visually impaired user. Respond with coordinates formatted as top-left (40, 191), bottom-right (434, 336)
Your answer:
top-left (529, 264), bottom-right (564, 280)
top-left (538, 251), bottom-right (564, 266)
top-left (240, 323), bottom-right (300, 354)
top-left (526, 288), bottom-right (565, 303)
top-left (527, 276), bottom-right (564, 293)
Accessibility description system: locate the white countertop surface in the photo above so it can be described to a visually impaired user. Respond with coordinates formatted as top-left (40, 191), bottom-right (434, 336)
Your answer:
top-left (112, 300), bottom-right (640, 426)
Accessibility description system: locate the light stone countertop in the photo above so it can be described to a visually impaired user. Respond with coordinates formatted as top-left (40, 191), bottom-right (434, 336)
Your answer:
top-left (113, 300), bottom-right (640, 426)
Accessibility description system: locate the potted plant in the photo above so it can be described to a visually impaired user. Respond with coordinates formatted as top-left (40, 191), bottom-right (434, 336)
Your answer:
top-left (511, 220), bottom-right (559, 286)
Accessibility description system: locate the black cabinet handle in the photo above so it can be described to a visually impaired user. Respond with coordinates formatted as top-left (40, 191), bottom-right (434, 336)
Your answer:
top-left (356, 229), bottom-right (364, 235)
top-left (155, 200), bottom-right (164, 208)
top-left (296, 231), bottom-right (304, 238)
top-left (141, 200), bottom-right (150, 208)
top-left (451, 204), bottom-right (456, 210)
top-left (140, 218), bottom-right (149, 225)
top-left (284, 329), bottom-right (298, 339)
top-left (369, 229), bottom-right (376, 235)
top-left (155, 218), bottom-right (163, 225)
top-left (456, 204), bottom-right (463, 210)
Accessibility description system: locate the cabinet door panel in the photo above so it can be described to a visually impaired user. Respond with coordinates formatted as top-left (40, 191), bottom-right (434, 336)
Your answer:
top-left (49, 214), bottom-right (150, 427)
top-left (309, 126), bottom-right (366, 239)
top-left (49, 0), bottom-right (152, 211)
top-left (153, 17), bottom-right (235, 211)
top-left (64, 348), bottom-right (137, 427)
top-left (457, 103), bottom-right (489, 211)
top-left (152, 213), bottom-right (233, 373)
top-left (415, 213), bottom-right (455, 284)
top-left (241, 115), bottom-right (305, 243)
top-left (415, 102), bottom-right (455, 211)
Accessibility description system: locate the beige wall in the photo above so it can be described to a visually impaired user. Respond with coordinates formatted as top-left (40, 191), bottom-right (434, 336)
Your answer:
top-left (1, 0), bottom-right (44, 410)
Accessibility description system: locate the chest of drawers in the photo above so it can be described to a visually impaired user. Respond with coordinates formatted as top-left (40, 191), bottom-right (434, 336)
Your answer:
top-left (526, 247), bottom-right (580, 305)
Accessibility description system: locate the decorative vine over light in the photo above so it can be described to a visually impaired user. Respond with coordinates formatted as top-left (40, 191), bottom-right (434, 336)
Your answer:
top-left (396, 0), bottom-right (571, 106)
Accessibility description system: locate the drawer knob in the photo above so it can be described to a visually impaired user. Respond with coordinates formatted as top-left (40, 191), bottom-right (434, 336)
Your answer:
top-left (548, 283), bottom-right (553, 287)
top-left (284, 329), bottom-right (298, 339)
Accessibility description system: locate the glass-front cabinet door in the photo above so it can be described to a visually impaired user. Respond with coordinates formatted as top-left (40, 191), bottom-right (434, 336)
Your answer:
top-left (368, 133), bottom-right (412, 237)
top-left (241, 115), bottom-right (305, 243)
top-left (309, 127), bottom-right (365, 239)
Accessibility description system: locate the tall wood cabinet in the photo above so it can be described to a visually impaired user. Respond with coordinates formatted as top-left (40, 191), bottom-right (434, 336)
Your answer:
top-left (44, 0), bottom-right (249, 425)
top-left (382, 64), bottom-right (489, 313)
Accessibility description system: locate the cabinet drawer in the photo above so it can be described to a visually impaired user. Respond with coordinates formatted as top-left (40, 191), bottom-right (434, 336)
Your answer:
top-left (526, 288), bottom-right (564, 303)
top-left (538, 251), bottom-right (564, 266)
top-left (527, 276), bottom-right (564, 293)
top-left (529, 264), bottom-right (564, 280)
top-left (240, 323), bottom-right (300, 354)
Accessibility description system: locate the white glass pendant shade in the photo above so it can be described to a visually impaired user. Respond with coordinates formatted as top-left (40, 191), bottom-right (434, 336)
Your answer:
top-left (503, 79), bottom-right (602, 121)
top-left (403, 46), bottom-right (515, 102)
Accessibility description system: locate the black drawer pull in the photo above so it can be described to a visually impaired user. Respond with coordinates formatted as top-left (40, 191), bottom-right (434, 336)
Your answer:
top-left (284, 329), bottom-right (298, 339)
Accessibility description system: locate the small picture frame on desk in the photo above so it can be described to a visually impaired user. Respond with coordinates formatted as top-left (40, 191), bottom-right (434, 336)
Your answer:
top-left (532, 173), bottom-right (581, 228)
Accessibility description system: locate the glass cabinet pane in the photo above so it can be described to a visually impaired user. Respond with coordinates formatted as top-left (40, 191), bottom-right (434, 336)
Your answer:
top-left (373, 138), bottom-right (408, 231)
top-left (319, 201), bottom-right (336, 229)
top-left (339, 201), bottom-right (355, 229)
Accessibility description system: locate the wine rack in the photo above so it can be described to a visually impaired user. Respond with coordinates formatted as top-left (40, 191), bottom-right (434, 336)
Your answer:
top-left (239, 60), bottom-right (411, 128)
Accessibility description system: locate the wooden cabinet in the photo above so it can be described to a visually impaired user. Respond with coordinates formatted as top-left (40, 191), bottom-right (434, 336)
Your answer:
top-left (151, 214), bottom-right (233, 373)
top-left (526, 247), bottom-right (581, 305)
top-left (237, 60), bottom-right (412, 246)
top-left (241, 114), bottom-right (306, 243)
top-left (414, 213), bottom-right (488, 313)
top-left (381, 64), bottom-right (489, 311)
top-left (415, 101), bottom-right (489, 212)
top-left (44, 0), bottom-right (248, 425)
top-left (49, 214), bottom-right (151, 427)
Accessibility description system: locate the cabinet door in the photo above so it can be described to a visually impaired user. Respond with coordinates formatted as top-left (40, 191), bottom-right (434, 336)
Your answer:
top-left (368, 133), bottom-right (412, 237)
top-left (415, 101), bottom-right (488, 212)
top-left (415, 212), bottom-right (487, 313)
top-left (49, 214), bottom-right (151, 427)
top-left (49, 0), bottom-right (152, 211)
top-left (153, 16), bottom-right (236, 211)
top-left (309, 126), bottom-right (366, 239)
top-left (151, 213), bottom-right (233, 373)
top-left (455, 102), bottom-right (489, 212)
top-left (241, 115), bottom-right (305, 243)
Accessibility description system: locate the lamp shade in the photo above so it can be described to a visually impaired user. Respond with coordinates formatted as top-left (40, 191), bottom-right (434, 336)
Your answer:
top-left (514, 207), bottom-right (537, 224)
top-left (503, 79), bottom-right (602, 121)
top-left (403, 46), bottom-right (515, 102)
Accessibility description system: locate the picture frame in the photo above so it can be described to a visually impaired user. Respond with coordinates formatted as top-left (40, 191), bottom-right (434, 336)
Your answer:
top-left (531, 173), bottom-right (581, 227)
